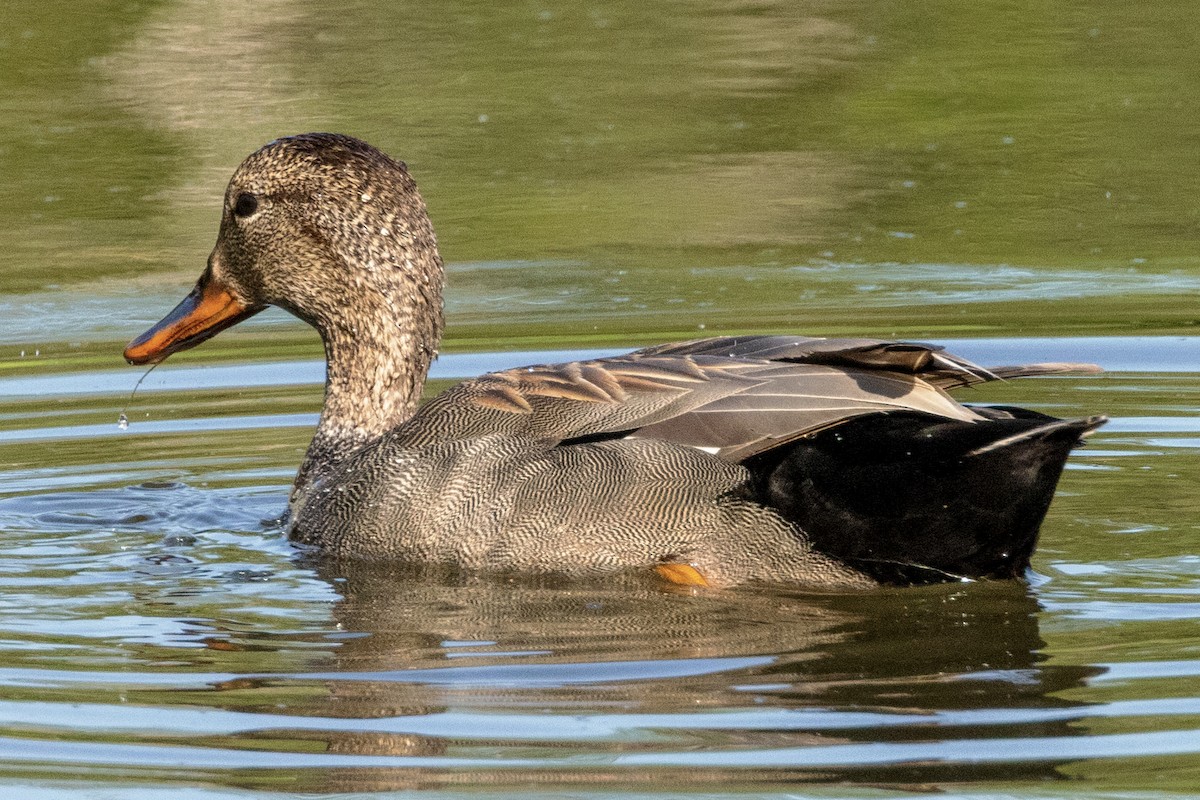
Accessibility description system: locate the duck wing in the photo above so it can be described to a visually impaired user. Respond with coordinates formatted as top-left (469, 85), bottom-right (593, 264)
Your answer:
top-left (636, 335), bottom-right (1100, 389)
top-left (398, 336), bottom-right (1033, 460)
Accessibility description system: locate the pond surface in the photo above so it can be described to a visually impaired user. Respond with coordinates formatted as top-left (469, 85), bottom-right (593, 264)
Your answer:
top-left (3, 1), bottom-right (1200, 798)
top-left (5, 336), bottom-right (1200, 798)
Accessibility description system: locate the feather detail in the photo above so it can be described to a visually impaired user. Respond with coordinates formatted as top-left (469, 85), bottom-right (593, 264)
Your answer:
top-left (472, 384), bottom-right (533, 414)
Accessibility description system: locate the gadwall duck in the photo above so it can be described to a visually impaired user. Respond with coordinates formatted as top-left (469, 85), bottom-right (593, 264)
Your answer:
top-left (125, 133), bottom-right (1106, 588)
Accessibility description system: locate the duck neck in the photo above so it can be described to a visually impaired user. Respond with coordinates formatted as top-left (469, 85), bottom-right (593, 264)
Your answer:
top-left (293, 274), bottom-right (443, 498)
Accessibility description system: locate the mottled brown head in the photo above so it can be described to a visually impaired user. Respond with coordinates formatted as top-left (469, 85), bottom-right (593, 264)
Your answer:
top-left (125, 133), bottom-right (444, 364)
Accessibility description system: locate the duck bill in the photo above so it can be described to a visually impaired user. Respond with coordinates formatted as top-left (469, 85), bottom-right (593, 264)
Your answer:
top-left (124, 277), bottom-right (263, 365)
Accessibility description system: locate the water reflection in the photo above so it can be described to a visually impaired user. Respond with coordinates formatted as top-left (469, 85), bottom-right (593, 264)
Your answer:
top-left (7, 1), bottom-right (1200, 340)
top-left (214, 560), bottom-right (1099, 791)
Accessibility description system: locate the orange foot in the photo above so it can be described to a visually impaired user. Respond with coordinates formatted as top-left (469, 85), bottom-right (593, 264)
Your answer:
top-left (654, 562), bottom-right (709, 587)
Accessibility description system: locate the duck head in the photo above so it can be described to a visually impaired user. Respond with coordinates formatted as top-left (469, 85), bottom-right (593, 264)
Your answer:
top-left (125, 134), bottom-right (446, 481)
top-left (124, 133), bottom-right (444, 367)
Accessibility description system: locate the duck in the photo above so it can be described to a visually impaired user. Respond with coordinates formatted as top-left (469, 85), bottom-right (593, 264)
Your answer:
top-left (124, 133), bottom-right (1106, 588)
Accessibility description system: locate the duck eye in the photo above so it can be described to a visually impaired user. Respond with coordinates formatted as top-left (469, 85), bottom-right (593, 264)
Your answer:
top-left (233, 192), bottom-right (259, 218)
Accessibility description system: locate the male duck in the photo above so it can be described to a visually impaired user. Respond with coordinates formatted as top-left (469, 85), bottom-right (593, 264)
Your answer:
top-left (125, 133), bottom-right (1105, 588)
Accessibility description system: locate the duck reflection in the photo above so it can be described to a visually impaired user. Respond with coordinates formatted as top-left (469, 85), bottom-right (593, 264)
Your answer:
top-left (239, 560), bottom-right (1098, 792)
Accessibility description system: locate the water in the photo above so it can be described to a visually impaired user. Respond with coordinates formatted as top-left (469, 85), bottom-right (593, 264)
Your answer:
top-left (2, 337), bottom-right (1200, 796)
top-left (5, 1), bottom-right (1200, 797)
